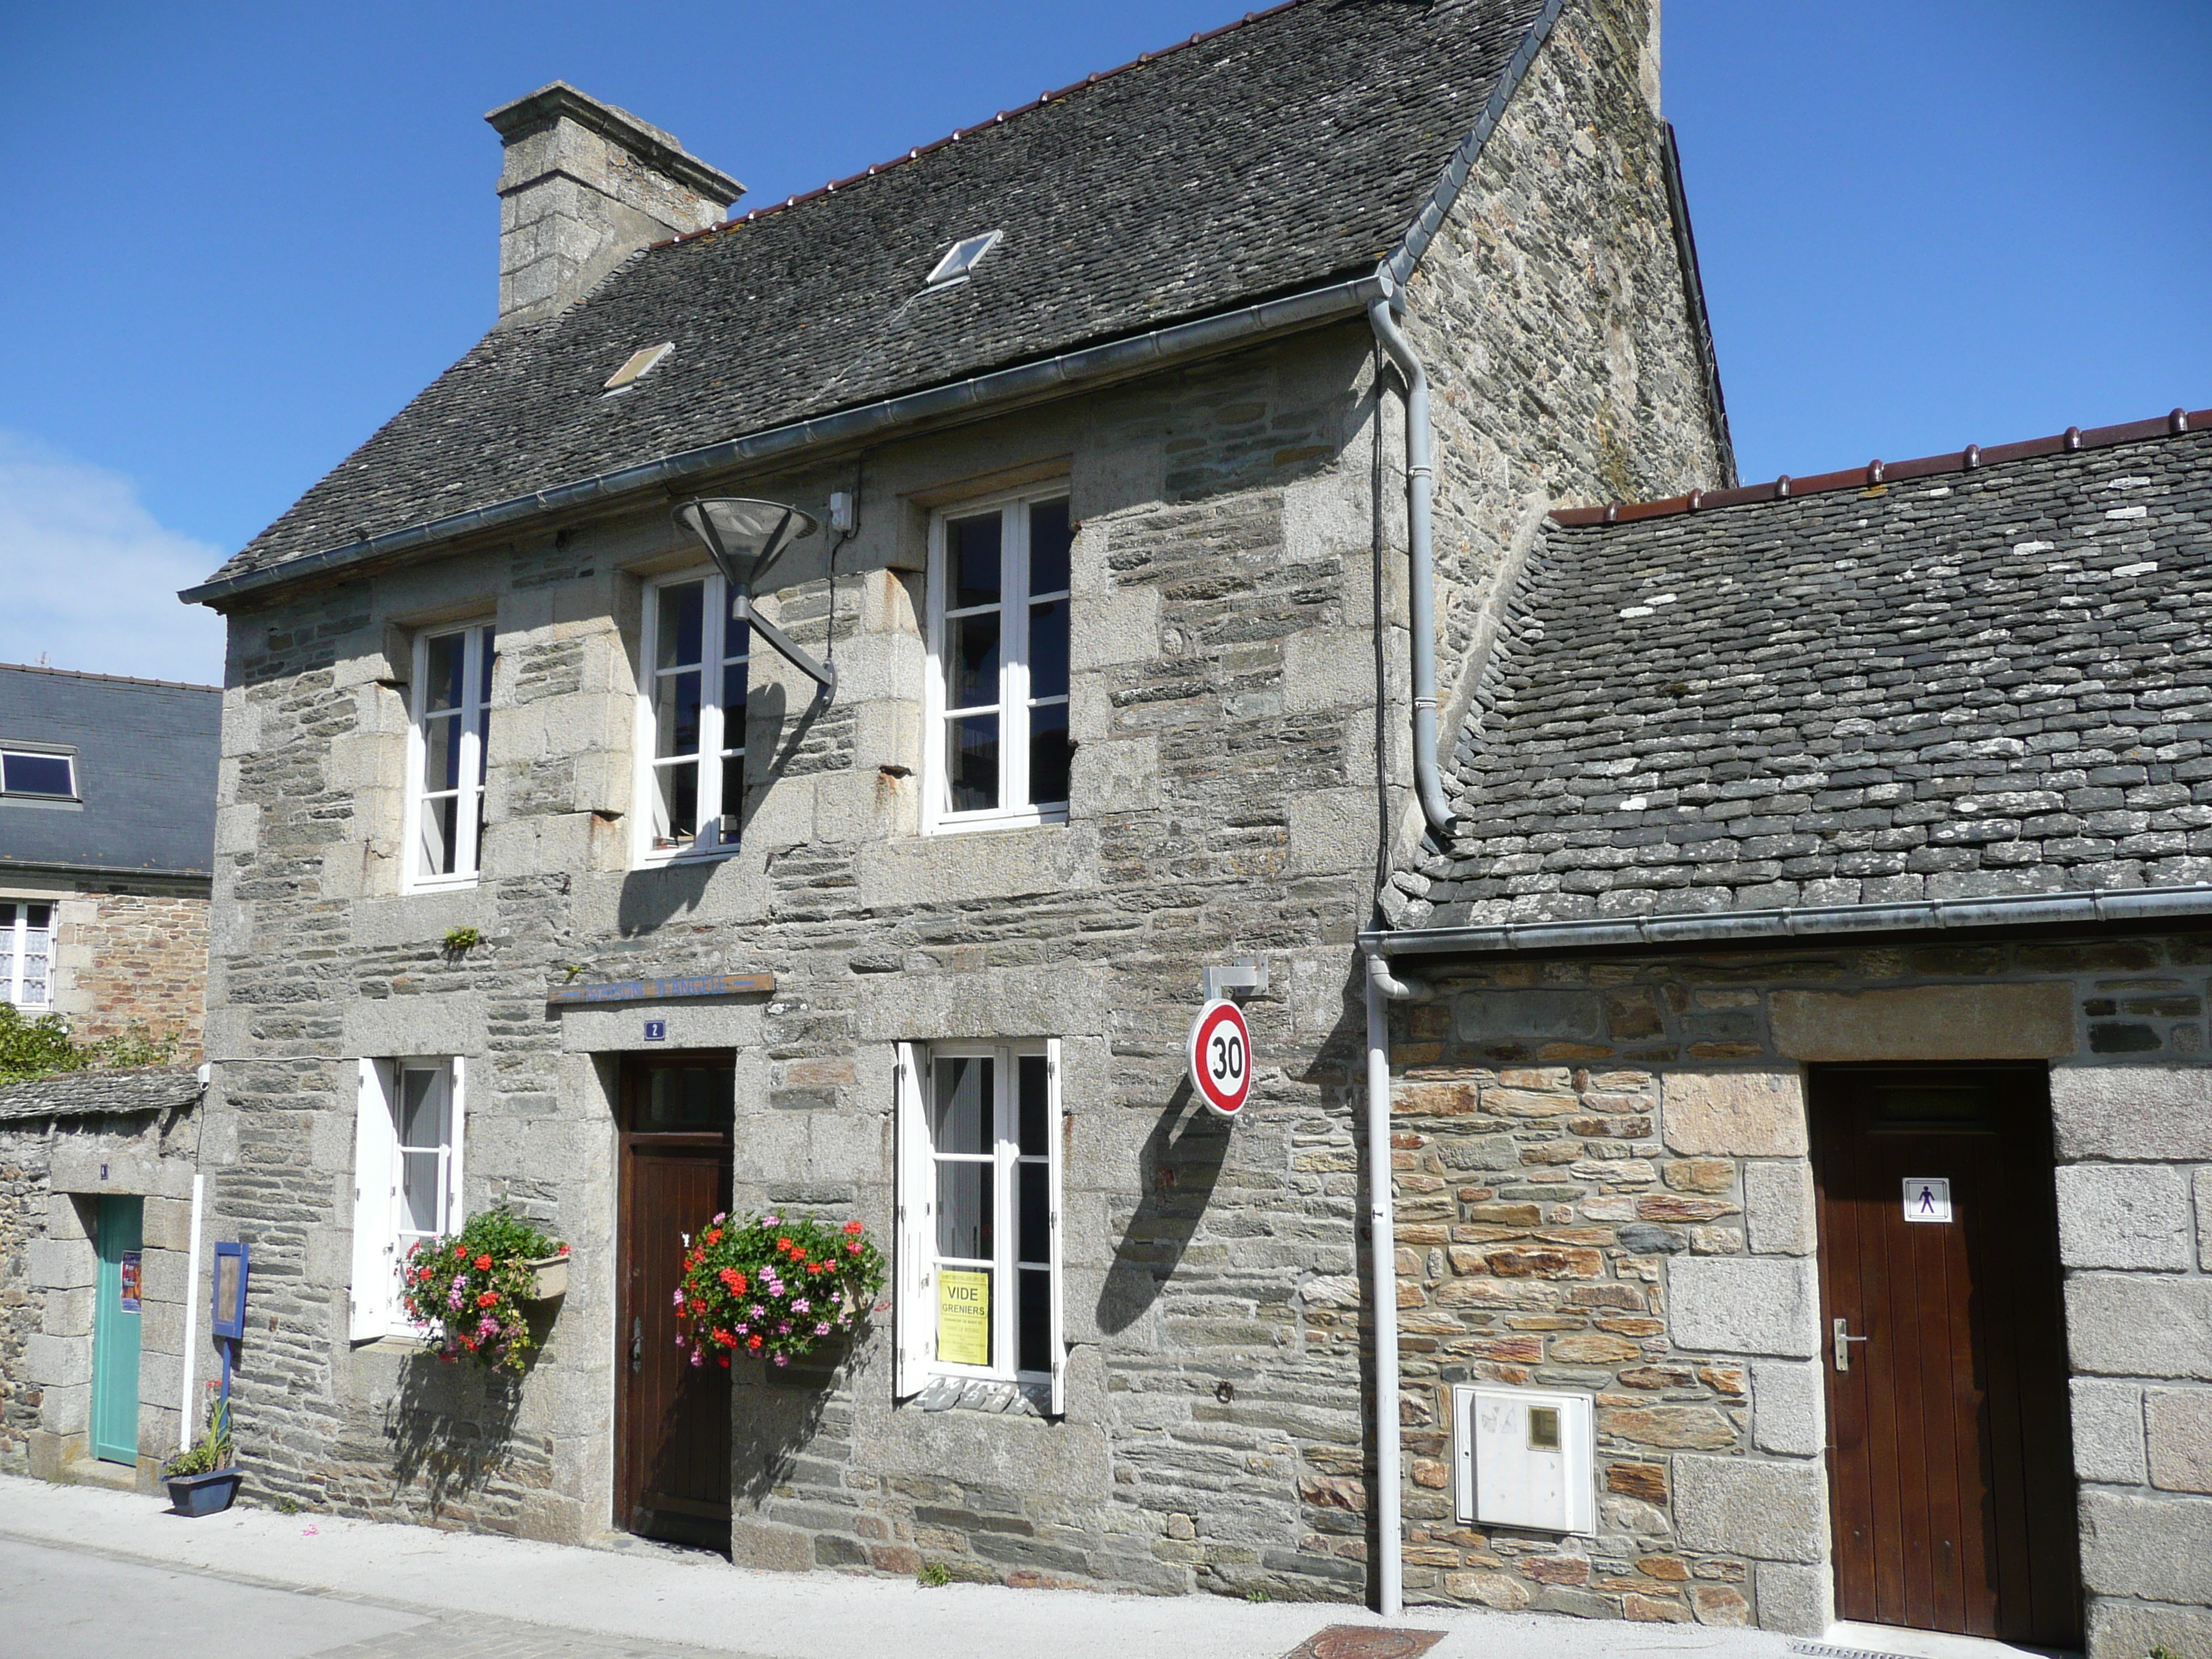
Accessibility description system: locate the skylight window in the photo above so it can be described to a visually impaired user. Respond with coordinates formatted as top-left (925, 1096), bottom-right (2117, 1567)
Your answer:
top-left (925, 230), bottom-right (1003, 289)
top-left (603, 342), bottom-right (674, 392)
top-left (0, 749), bottom-right (76, 800)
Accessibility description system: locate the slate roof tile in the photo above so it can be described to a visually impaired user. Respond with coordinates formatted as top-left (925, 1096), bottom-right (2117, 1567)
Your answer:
top-left (1419, 428), bottom-right (2212, 930)
top-left (208, 0), bottom-right (1549, 589)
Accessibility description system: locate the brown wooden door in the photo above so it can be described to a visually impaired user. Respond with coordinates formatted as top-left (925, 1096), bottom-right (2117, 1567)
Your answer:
top-left (1812, 1064), bottom-right (2080, 1646)
top-left (616, 1051), bottom-right (735, 1548)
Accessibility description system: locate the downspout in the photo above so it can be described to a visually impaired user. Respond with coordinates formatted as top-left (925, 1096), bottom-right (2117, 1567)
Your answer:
top-left (1367, 295), bottom-right (1453, 842)
top-left (1363, 945), bottom-right (1426, 1618)
top-left (179, 1167), bottom-right (204, 1452)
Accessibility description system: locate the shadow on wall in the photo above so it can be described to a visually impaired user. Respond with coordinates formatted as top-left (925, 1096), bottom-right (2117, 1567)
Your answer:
top-left (1094, 1082), bottom-right (1230, 1336)
top-left (729, 1346), bottom-right (846, 1506)
top-left (386, 1349), bottom-right (525, 1516)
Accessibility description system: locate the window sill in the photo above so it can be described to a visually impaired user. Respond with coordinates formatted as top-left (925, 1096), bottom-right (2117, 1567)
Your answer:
top-left (927, 809), bottom-right (1069, 839)
top-left (909, 1375), bottom-right (1052, 1417)
top-left (403, 876), bottom-right (480, 896)
top-left (634, 845), bottom-right (742, 873)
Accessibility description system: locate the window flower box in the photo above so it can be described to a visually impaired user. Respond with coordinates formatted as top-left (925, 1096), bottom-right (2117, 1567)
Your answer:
top-left (523, 1252), bottom-right (569, 1301)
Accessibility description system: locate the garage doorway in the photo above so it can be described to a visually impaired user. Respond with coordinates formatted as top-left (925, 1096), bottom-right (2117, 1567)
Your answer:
top-left (1810, 1064), bottom-right (2080, 1646)
top-left (613, 1051), bottom-right (734, 1547)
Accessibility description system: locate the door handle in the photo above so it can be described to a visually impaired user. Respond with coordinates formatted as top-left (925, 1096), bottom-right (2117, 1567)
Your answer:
top-left (1833, 1316), bottom-right (1870, 1372)
top-left (631, 1316), bottom-right (644, 1373)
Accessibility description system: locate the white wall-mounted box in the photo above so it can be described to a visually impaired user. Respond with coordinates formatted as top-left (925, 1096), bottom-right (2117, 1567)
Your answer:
top-left (1451, 1383), bottom-right (1595, 1534)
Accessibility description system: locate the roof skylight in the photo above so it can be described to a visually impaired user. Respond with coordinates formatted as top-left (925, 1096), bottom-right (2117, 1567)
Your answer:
top-left (925, 230), bottom-right (1002, 288)
top-left (603, 342), bottom-right (674, 392)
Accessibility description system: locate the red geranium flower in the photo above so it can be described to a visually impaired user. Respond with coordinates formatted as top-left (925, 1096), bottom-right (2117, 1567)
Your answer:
top-left (842, 1220), bottom-right (865, 1235)
top-left (474, 1254), bottom-right (493, 1272)
top-left (476, 1290), bottom-right (499, 1308)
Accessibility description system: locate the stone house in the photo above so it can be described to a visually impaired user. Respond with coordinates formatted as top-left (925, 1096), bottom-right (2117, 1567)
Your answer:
top-left (173, 0), bottom-right (1752, 1610)
top-left (0, 662), bottom-right (219, 1486)
top-left (1371, 410), bottom-right (2212, 1651)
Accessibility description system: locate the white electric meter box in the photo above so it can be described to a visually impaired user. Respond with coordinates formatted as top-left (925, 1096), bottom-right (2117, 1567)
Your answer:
top-left (1451, 1384), bottom-right (1595, 1534)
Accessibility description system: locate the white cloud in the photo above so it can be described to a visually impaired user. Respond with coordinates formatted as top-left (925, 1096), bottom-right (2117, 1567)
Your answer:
top-left (0, 431), bottom-right (230, 686)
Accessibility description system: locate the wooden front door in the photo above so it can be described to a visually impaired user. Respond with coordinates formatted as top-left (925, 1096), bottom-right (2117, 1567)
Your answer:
top-left (615, 1051), bottom-right (734, 1547)
top-left (1812, 1064), bottom-right (2080, 1646)
top-left (91, 1195), bottom-right (143, 1466)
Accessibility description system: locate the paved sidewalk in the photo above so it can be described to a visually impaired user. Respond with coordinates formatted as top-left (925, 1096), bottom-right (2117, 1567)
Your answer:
top-left (0, 1474), bottom-right (1793, 1659)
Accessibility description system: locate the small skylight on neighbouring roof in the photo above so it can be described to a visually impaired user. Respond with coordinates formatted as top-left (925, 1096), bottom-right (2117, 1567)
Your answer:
top-left (0, 749), bottom-right (77, 800)
top-left (925, 230), bottom-right (1002, 288)
top-left (603, 342), bottom-right (674, 392)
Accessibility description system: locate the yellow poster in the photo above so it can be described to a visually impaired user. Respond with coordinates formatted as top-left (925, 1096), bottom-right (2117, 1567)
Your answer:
top-left (937, 1269), bottom-right (991, 1365)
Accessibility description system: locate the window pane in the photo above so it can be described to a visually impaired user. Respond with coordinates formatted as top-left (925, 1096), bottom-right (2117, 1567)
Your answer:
top-left (2, 752), bottom-right (74, 796)
top-left (1029, 499), bottom-right (1071, 596)
top-left (422, 711), bottom-right (462, 792)
top-left (655, 670), bottom-right (702, 757)
top-left (477, 627), bottom-right (495, 706)
top-left (423, 632), bottom-right (464, 714)
top-left (936, 1162), bottom-right (993, 1260)
top-left (656, 760), bottom-right (698, 843)
top-left (721, 662), bottom-right (748, 724)
top-left (711, 747), bottom-right (741, 831)
top-left (1017, 1056), bottom-right (1048, 1155)
top-left (1028, 598), bottom-right (1069, 701)
top-left (657, 582), bottom-right (705, 670)
top-left (949, 716), bottom-right (999, 812)
top-left (398, 1070), bottom-right (446, 1148)
top-left (1018, 1161), bottom-right (1048, 1265)
top-left (1028, 704), bottom-right (1071, 807)
top-left (932, 1056), bottom-right (992, 1154)
top-left (943, 611), bottom-right (1000, 711)
top-left (1017, 1268), bottom-right (1050, 1375)
top-left (418, 796), bottom-right (458, 877)
top-left (400, 1150), bottom-right (443, 1232)
top-left (724, 614), bottom-right (750, 663)
top-left (949, 513), bottom-right (1002, 609)
top-left (646, 1066), bottom-right (732, 1128)
top-left (24, 904), bottom-right (49, 929)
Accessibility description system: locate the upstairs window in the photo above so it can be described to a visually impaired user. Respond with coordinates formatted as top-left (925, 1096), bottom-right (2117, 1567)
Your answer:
top-left (0, 750), bottom-right (76, 800)
top-left (0, 902), bottom-right (53, 1009)
top-left (406, 624), bottom-right (495, 888)
top-left (636, 572), bottom-right (748, 863)
top-left (925, 493), bottom-right (1073, 832)
top-left (925, 230), bottom-right (1002, 288)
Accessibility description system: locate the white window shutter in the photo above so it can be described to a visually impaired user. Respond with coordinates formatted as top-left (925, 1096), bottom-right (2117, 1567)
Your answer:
top-left (349, 1059), bottom-right (395, 1341)
top-left (893, 1041), bottom-right (934, 1398)
top-left (447, 1056), bottom-right (468, 1233)
top-left (1046, 1037), bottom-right (1067, 1416)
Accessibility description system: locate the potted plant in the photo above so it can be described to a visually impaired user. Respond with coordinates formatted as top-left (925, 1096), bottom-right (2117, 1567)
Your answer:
top-left (163, 1386), bottom-right (239, 1517)
top-left (397, 1207), bottom-right (570, 1373)
top-left (674, 1210), bottom-right (885, 1370)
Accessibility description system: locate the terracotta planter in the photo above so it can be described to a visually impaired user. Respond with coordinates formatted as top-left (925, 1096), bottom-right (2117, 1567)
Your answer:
top-left (166, 1467), bottom-right (241, 1517)
top-left (524, 1253), bottom-right (569, 1300)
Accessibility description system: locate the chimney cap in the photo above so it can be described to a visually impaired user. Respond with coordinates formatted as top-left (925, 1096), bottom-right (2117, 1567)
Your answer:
top-left (485, 81), bottom-right (744, 207)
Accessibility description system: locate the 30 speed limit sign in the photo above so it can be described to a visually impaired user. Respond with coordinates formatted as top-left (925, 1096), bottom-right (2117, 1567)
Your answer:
top-left (1187, 997), bottom-right (1254, 1119)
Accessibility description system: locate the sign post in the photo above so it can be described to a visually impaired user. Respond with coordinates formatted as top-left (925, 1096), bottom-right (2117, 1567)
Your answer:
top-left (1187, 998), bottom-right (1254, 1119)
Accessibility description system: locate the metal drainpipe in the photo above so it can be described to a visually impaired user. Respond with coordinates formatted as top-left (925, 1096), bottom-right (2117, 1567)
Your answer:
top-left (1367, 294), bottom-right (1454, 842)
top-left (1364, 945), bottom-right (1426, 1618)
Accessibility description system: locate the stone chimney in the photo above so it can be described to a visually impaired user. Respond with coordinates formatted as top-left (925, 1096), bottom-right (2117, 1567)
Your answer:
top-left (485, 83), bottom-right (744, 330)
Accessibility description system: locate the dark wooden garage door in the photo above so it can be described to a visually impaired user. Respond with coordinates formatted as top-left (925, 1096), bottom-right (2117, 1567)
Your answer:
top-left (1811, 1064), bottom-right (2080, 1646)
top-left (616, 1051), bottom-right (734, 1549)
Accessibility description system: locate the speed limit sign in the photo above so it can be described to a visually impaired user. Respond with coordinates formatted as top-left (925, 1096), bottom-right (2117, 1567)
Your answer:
top-left (1187, 998), bottom-right (1254, 1119)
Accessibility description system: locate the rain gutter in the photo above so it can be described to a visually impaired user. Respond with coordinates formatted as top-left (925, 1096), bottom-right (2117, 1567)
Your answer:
top-left (1362, 884), bottom-right (2212, 961)
top-left (179, 275), bottom-right (1386, 609)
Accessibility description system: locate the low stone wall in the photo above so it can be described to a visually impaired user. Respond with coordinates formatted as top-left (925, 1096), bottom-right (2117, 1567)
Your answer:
top-left (0, 1123), bottom-right (54, 1470)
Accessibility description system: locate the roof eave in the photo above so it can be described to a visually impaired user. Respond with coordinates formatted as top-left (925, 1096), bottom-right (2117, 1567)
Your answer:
top-left (182, 272), bottom-right (1387, 610)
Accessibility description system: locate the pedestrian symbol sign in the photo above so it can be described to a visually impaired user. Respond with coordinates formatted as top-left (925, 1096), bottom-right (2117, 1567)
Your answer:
top-left (1902, 1177), bottom-right (1952, 1223)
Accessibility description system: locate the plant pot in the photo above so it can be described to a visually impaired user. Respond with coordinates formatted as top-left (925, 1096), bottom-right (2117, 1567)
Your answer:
top-left (166, 1467), bottom-right (241, 1517)
top-left (524, 1253), bottom-right (569, 1300)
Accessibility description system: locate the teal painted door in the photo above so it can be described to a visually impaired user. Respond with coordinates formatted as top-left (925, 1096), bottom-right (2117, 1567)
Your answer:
top-left (91, 1196), bottom-right (143, 1466)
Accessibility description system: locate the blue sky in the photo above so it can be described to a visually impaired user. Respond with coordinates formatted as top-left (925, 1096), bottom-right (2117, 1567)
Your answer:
top-left (1, 1), bottom-right (2206, 684)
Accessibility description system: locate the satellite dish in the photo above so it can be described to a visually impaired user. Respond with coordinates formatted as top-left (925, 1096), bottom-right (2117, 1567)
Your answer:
top-left (672, 498), bottom-right (835, 697)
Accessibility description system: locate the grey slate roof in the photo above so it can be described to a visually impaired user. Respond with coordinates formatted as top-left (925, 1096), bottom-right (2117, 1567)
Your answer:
top-left (0, 665), bottom-right (220, 878)
top-left (0, 1064), bottom-right (202, 1123)
top-left (203, 0), bottom-right (1549, 589)
top-left (1416, 427), bottom-right (2212, 930)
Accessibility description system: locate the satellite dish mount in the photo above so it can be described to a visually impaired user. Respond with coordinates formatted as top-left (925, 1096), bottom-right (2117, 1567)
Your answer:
top-left (673, 498), bottom-right (836, 699)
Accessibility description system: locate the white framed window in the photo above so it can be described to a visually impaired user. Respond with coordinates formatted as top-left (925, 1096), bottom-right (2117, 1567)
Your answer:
top-left (0, 750), bottom-right (77, 800)
top-left (924, 492), bottom-right (1073, 834)
top-left (349, 1056), bottom-right (467, 1341)
top-left (0, 902), bottom-right (53, 1008)
top-left (633, 571), bottom-right (750, 864)
top-left (893, 1039), bottom-right (1065, 1410)
top-left (405, 624), bottom-right (495, 888)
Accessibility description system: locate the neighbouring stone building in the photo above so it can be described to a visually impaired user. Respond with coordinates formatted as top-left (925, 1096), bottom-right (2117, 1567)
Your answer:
top-left (0, 662), bottom-right (219, 1488)
top-left (1371, 413), bottom-right (2212, 1650)
top-left (143, 0), bottom-right (2211, 1650)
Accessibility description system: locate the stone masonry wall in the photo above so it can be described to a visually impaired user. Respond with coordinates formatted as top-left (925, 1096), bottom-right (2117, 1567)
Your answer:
top-left (57, 886), bottom-right (211, 1058)
top-left (1389, 929), bottom-right (2212, 1640)
top-left (0, 1123), bottom-right (53, 1470)
top-left (192, 0), bottom-right (1727, 1601)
